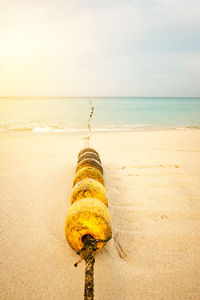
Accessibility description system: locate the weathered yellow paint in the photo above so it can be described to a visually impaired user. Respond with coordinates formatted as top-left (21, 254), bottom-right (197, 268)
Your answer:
top-left (76, 158), bottom-right (103, 174)
top-left (73, 167), bottom-right (105, 187)
top-left (71, 178), bottom-right (108, 207)
top-left (78, 152), bottom-right (101, 164)
top-left (65, 198), bottom-right (112, 254)
top-left (78, 148), bottom-right (99, 159)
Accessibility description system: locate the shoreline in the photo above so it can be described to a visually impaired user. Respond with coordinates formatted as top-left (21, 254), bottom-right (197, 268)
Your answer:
top-left (0, 126), bottom-right (200, 134)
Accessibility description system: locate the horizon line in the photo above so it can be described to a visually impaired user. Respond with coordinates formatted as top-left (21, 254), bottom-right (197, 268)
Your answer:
top-left (0, 96), bottom-right (200, 99)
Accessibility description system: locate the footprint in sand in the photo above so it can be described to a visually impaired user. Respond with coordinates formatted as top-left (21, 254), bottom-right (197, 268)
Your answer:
top-left (131, 164), bottom-right (180, 169)
top-left (161, 215), bottom-right (168, 219)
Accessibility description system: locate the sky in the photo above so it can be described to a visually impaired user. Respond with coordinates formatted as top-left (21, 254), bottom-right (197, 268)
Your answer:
top-left (0, 0), bottom-right (200, 97)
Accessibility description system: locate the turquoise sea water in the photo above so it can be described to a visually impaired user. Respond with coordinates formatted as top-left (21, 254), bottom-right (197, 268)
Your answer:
top-left (0, 97), bottom-right (200, 132)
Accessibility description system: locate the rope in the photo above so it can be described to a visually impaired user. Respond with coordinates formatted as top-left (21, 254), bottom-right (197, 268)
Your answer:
top-left (81, 99), bottom-right (94, 148)
top-left (74, 235), bottom-right (112, 300)
top-left (77, 99), bottom-right (112, 299)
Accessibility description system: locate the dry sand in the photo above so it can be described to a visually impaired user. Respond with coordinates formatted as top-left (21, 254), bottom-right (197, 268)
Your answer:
top-left (0, 130), bottom-right (200, 300)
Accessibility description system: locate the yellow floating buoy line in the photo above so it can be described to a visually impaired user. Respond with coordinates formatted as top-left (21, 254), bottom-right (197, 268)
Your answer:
top-left (65, 100), bottom-right (112, 300)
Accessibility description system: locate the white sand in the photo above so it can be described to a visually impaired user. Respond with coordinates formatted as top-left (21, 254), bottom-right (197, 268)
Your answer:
top-left (0, 130), bottom-right (200, 299)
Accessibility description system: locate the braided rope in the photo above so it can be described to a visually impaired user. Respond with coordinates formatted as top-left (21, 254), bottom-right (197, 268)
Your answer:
top-left (74, 235), bottom-right (112, 300)
top-left (81, 99), bottom-right (94, 148)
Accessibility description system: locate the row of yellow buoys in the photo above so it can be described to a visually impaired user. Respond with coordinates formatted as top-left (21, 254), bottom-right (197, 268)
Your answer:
top-left (65, 147), bottom-right (112, 255)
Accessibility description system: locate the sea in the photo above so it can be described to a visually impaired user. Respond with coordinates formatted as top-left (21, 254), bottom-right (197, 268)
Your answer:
top-left (0, 97), bottom-right (200, 133)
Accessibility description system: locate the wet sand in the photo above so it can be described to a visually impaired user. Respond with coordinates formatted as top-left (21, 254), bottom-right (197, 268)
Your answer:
top-left (0, 130), bottom-right (200, 299)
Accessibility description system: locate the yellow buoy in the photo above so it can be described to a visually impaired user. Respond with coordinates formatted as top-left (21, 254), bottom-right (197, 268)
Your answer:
top-left (78, 148), bottom-right (99, 159)
top-left (65, 198), bottom-right (112, 254)
top-left (76, 158), bottom-right (103, 174)
top-left (78, 152), bottom-right (101, 164)
top-left (71, 178), bottom-right (108, 207)
top-left (73, 167), bottom-right (105, 187)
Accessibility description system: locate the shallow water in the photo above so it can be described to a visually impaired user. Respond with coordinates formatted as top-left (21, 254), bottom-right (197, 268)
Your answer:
top-left (0, 97), bottom-right (200, 132)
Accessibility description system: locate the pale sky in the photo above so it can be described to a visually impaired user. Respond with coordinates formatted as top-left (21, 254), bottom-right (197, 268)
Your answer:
top-left (0, 0), bottom-right (200, 97)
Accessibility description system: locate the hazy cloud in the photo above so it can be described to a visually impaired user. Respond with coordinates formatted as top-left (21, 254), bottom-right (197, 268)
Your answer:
top-left (0, 0), bottom-right (199, 96)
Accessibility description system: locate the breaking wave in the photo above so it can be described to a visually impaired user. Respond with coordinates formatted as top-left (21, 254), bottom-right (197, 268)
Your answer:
top-left (0, 122), bottom-right (199, 133)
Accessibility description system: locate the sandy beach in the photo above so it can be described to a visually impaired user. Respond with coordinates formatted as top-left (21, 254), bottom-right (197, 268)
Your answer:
top-left (0, 129), bottom-right (200, 300)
